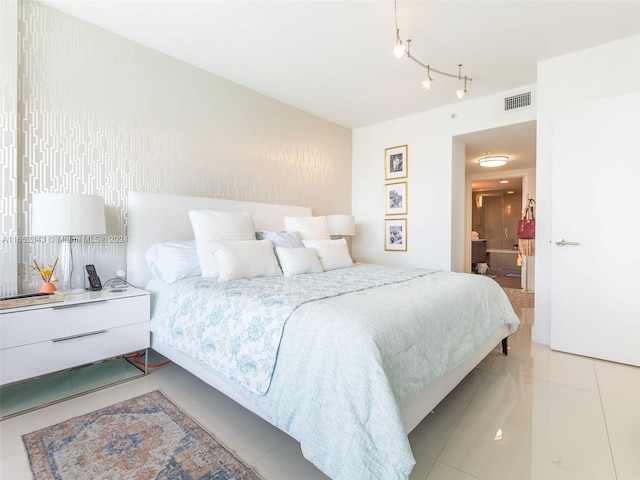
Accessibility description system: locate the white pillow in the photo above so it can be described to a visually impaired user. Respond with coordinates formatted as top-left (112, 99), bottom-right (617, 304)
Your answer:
top-left (276, 247), bottom-right (323, 276)
top-left (303, 238), bottom-right (353, 271)
top-left (189, 210), bottom-right (256, 277)
top-left (145, 240), bottom-right (200, 284)
top-left (189, 210), bottom-right (256, 241)
top-left (283, 216), bottom-right (330, 240)
top-left (208, 240), bottom-right (282, 282)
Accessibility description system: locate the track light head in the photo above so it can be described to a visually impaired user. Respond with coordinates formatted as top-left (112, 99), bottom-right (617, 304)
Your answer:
top-left (393, 28), bottom-right (405, 58)
top-left (456, 74), bottom-right (468, 99)
top-left (422, 65), bottom-right (433, 89)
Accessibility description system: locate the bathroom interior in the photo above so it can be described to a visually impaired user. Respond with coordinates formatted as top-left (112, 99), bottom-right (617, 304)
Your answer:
top-left (471, 178), bottom-right (524, 289)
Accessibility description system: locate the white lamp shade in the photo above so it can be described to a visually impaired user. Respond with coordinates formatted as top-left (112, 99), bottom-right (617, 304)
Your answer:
top-left (32, 193), bottom-right (106, 236)
top-left (327, 214), bottom-right (355, 237)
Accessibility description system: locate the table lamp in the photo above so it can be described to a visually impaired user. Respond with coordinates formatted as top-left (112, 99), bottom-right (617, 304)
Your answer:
top-left (32, 193), bottom-right (106, 291)
top-left (327, 214), bottom-right (356, 238)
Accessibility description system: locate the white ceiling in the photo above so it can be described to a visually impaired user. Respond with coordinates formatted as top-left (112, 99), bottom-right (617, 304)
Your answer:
top-left (39, 0), bottom-right (639, 175)
top-left (461, 119), bottom-right (537, 178)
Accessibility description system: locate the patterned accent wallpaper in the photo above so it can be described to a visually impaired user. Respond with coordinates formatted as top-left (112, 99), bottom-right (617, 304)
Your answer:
top-left (1, 1), bottom-right (18, 296)
top-left (3, 1), bottom-right (351, 294)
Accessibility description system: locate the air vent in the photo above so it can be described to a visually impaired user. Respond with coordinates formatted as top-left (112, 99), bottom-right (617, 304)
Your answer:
top-left (504, 92), bottom-right (532, 111)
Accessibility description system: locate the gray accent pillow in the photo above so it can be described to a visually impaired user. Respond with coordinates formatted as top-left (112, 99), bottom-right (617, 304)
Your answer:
top-left (256, 230), bottom-right (304, 248)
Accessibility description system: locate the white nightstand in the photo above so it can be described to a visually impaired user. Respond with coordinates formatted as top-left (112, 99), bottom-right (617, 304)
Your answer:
top-left (0, 288), bottom-right (150, 387)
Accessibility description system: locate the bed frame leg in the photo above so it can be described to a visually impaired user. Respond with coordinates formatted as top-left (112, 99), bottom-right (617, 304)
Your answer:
top-left (501, 337), bottom-right (508, 355)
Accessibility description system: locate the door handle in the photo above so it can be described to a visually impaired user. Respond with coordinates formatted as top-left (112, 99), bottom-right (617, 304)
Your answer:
top-left (555, 238), bottom-right (580, 246)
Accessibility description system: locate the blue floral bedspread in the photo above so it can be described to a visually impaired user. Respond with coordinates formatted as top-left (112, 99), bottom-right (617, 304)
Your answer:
top-left (150, 264), bottom-right (520, 479)
top-left (152, 264), bottom-right (434, 395)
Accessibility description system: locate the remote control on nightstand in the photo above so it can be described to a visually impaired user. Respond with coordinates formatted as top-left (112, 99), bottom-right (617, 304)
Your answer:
top-left (86, 264), bottom-right (102, 291)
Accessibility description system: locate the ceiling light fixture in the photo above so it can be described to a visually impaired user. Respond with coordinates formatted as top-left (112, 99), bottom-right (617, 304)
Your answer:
top-left (478, 155), bottom-right (508, 168)
top-left (393, 0), bottom-right (472, 98)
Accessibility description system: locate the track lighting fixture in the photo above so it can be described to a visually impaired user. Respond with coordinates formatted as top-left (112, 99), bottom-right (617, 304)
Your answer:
top-left (392, 0), bottom-right (472, 98)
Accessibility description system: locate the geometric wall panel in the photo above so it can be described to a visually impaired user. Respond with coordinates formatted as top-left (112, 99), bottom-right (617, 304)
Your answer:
top-left (0, 0), bottom-right (18, 296)
top-left (14, 1), bottom-right (352, 293)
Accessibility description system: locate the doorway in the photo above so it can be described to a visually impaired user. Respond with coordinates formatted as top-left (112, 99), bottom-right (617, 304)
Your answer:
top-left (456, 120), bottom-right (537, 292)
top-left (472, 179), bottom-right (523, 288)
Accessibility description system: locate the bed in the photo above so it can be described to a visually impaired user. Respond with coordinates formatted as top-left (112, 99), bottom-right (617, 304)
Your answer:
top-left (126, 191), bottom-right (520, 480)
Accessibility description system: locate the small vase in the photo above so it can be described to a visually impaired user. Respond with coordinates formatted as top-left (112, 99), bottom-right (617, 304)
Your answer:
top-left (40, 282), bottom-right (57, 293)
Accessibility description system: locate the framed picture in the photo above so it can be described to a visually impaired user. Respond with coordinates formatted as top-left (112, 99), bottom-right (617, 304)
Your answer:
top-left (385, 218), bottom-right (407, 251)
top-left (385, 182), bottom-right (407, 215)
top-left (384, 145), bottom-right (408, 180)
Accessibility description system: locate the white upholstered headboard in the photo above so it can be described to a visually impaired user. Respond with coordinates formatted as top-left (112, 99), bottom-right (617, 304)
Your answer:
top-left (126, 191), bottom-right (312, 288)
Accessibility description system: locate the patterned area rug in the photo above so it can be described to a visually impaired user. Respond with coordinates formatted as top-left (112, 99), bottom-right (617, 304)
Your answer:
top-left (23, 390), bottom-right (262, 480)
top-left (503, 287), bottom-right (535, 308)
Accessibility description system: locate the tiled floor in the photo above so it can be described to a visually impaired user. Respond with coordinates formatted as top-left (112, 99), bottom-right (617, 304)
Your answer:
top-left (491, 274), bottom-right (521, 289)
top-left (1, 304), bottom-right (639, 480)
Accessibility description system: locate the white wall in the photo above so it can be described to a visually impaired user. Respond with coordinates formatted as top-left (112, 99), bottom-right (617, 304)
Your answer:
top-left (352, 87), bottom-right (536, 270)
top-left (3, 1), bottom-right (352, 294)
top-left (533, 34), bottom-right (640, 344)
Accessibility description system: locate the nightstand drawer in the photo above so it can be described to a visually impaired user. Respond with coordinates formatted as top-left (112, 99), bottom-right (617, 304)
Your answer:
top-left (1, 295), bottom-right (149, 349)
top-left (0, 322), bottom-right (149, 385)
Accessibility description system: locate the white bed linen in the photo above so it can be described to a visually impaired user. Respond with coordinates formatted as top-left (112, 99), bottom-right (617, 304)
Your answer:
top-left (148, 265), bottom-right (519, 480)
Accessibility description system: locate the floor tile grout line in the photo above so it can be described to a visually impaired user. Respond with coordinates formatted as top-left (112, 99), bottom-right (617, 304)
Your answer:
top-left (594, 361), bottom-right (620, 480)
top-left (432, 366), bottom-right (487, 475)
top-left (247, 436), bottom-right (290, 468)
top-left (432, 461), bottom-right (483, 480)
top-left (490, 352), bottom-right (603, 395)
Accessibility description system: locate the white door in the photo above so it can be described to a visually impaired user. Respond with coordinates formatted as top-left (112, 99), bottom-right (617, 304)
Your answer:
top-left (550, 92), bottom-right (640, 366)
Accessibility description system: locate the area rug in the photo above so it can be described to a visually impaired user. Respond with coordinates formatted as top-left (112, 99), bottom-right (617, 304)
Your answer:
top-left (23, 390), bottom-right (263, 480)
top-left (503, 287), bottom-right (535, 308)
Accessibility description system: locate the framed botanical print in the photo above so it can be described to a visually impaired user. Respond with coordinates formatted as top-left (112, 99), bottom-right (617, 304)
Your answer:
top-left (385, 182), bottom-right (407, 215)
top-left (384, 218), bottom-right (407, 251)
top-left (384, 145), bottom-right (408, 180)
